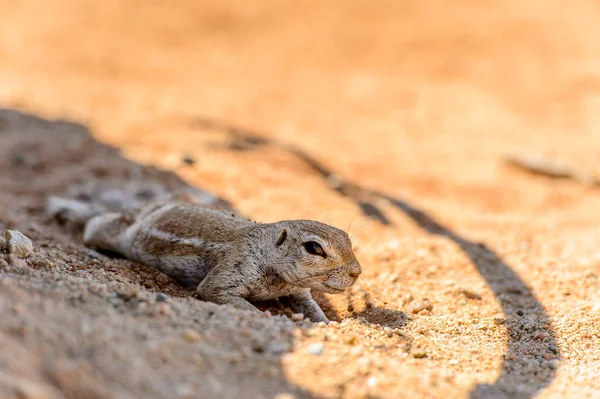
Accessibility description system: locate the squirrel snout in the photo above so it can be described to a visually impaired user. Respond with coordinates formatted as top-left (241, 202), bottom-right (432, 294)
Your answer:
top-left (348, 263), bottom-right (362, 279)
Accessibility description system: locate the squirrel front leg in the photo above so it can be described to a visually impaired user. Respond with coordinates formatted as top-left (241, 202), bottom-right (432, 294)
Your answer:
top-left (288, 289), bottom-right (329, 323)
top-left (195, 267), bottom-right (260, 314)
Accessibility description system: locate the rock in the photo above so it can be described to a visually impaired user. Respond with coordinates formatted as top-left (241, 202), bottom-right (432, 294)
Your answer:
top-left (547, 359), bottom-right (560, 369)
top-left (274, 394), bottom-right (297, 399)
top-left (367, 376), bottom-right (378, 388)
top-left (291, 313), bottom-right (304, 321)
top-left (307, 342), bottom-right (324, 356)
top-left (117, 287), bottom-right (138, 301)
top-left (6, 230), bottom-right (33, 258)
top-left (181, 155), bottom-right (196, 166)
top-left (383, 326), bottom-right (394, 338)
top-left (183, 329), bottom-right (201, 343)
top-left (155, 293), bottom-right (168, 302)
top-left (458, 288), bottom-right (482, 300)
top-left (268, 342), bottom-right (291, 354)
top-left (407, 299), bottom-right (433, 314)
top-left (412, 350), bottom-right (427, 359)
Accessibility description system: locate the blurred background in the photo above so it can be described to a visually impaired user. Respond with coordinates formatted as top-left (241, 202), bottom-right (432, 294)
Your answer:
top-left (3, 0), bottom-right (600, 229)
top-left (1, 1), bottom-right (600, 398)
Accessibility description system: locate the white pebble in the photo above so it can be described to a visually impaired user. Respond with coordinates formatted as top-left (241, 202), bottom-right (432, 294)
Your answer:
top-left (6, 230), bottom-right (33, 258)
top-left (306, 342), bottom-right (324, 356)
top-left (383, 326), bottom-right (394, 337)
top-left (367, 376), bottom-right (378, 387)
top-left (291, 313), bottom-right (304, 321)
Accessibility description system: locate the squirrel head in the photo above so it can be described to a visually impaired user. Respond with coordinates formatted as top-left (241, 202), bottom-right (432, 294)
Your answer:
top-left (268, 220), bottom-right (362, 293)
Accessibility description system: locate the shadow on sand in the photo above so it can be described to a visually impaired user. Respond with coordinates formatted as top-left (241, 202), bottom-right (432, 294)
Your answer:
top-left (191, 116), bottom-right (560, 399)
top-left (0, 108), bottom-right (314, 399)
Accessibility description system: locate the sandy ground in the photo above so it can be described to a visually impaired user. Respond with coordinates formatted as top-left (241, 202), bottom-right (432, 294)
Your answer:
top-left (1, 1), bottom-right (600, 398)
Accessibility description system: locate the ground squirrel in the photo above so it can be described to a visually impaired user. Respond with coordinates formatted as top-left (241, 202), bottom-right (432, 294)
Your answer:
top-left (49, 189), bottom-right (362, 323)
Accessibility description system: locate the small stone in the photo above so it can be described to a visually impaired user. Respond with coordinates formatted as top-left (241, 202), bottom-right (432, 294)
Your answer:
top-left (383, 326), bottom-right (394, 337)
top-left (493, 318), bottom-right (506, 326)
top-left (252, 342), bottom-right (265, 353)
top-left (6, 230), bottom-right (33, 258)
top-left (291, 313), bottom-right (304, 321)
top-left (268, 342), bottom-right (291, 354)
top-left (459, 288), bottom-right (482, 300)
top-left (117, 287), bottom-right (138, 300)
top-left (547, 359), bottom-right (560, 369)
top-left (183, 329), bottom-right (201, 343)
top-left (263, 310), bottom-right (272, 317)
top-left (182, 155), bottom-right (196, 166)
top-left (516, 309), bottom-right (525, 317)
top-left (407, 299), bottom-right (433, 314)
top-left (367, 376), bottom-right (378, 388)
top-left (307, 342), bottom-right (324, 356)
top-left (412, 350), bottom-right (427, 359)
top-left (155, 293), bottom-right (168, 302)
top-left (274, 394), bottom-right (297, 399)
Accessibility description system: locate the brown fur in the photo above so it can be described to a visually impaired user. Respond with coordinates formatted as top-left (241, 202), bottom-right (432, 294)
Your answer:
top-left (77, 195), bottom-right (362, 323)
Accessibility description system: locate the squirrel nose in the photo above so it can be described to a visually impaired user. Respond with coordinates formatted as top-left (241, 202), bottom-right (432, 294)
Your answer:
top-left (349, 263), bottom-right (362, 279)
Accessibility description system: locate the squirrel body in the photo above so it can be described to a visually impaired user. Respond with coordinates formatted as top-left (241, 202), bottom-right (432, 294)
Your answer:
top-left (74, 192), bottom-right (361, 323)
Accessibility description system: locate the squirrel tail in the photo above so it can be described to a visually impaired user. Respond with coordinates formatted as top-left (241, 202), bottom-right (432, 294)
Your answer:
top-left (46, 196), bottom-right (107, 226)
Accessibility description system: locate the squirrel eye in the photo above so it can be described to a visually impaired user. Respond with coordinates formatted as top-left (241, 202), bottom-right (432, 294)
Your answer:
top-left (303, 241), bottom-right (326, 258)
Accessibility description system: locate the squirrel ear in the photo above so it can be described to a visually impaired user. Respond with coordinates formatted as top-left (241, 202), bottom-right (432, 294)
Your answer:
top-left (276, 229), bottom-right (287, 246)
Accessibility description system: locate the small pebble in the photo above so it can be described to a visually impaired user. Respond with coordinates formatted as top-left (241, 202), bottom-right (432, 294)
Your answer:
top-left (183, 329), bottom-right (201, 343)
top-left (412, 350), bottom-right (427, 359)
top-left (367, 376), bottom-right (379, 388)
top-left (274, 394), bottom-right (297, 399)
top-left (268, 342), bottom-right (291, 354)
top-left (264, 310), bottom-right (272, 317)
top-left (182, 155), bottom-right (196, 166)
top-left (407, 299), bottom-right (433, 314)
top-left (6, 230), bottom-right (33, 258)
top-left (117, 287), bottom-right (138, 301)
top-left (307, 342), bottom-right (324, 356)
top-left (547, 359), bottom-right (560, 369)
top-left (383, 326), bottom-right (394, 337)
top-left (291, 313), bottom-right (304, 321)
top-left (459, 288), bottom-right (482, 300)
top-left (155, 293), bottom-right (168, 302)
